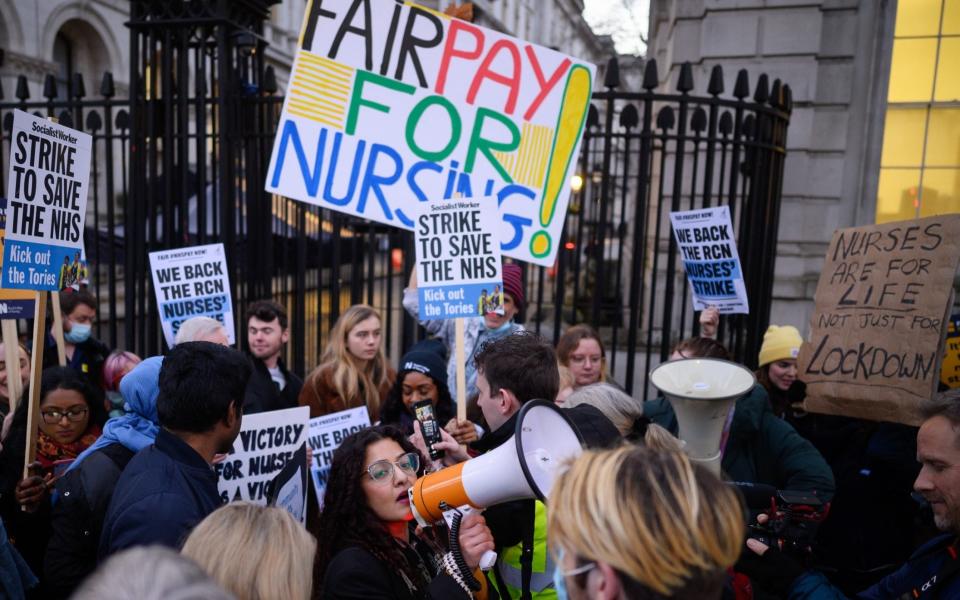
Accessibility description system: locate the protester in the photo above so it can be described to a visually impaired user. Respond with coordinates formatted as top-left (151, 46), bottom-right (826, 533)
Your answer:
top-left (315, 425), bottom-right (494, 599)
top-left (299, 304), bottom-right (394, 422)
top-left (643, 337), bottom-right (836, 500)
top-left (379, 348), bottom-right (465, 440)
top-left (44, 357), bottom-right (162, 599)
top-left (740, 390), bottom-right (960, 598)
top-left (403, 263), bottom-right (525, 403)
top-left (756, 324), bottom-right (805, 417)
top-left (0, 516), bottom-right (37, 599)
top-left (549, 446), bottom-right (745, 599)
top-left (182, 502), bottom-right (315, 600)
top-left (44, 290), bottom-right (112, 389)
top-left (72, 546), bottom-right (234, 600)
top-left (174, 316), bottom-right (230, 346)
top-left (0, 367), bottom-right (106, 584)
top-left (564, 383), bottom-right (642, 437)
top-left (556, 325), bottom-right (609, 389)
top-left (101, 351), bottom-right (142, 419)
top-left (243, 300), bottom-right (302, 414)
top-left (0, 343), bottom-right (30, 418)
top-left (99, 342), bottom-right (251, 556)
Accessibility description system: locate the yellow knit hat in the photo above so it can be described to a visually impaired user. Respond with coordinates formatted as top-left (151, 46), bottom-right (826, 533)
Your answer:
top-left (758, 325), bottom-right (803, 367)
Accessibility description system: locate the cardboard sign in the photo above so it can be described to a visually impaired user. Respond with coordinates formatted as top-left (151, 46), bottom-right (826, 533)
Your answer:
top-left (942, 315), bottom-right (960, 390)
top-left (148, 244), bottom-right (235, 347)
top-left (798, 215), bottom-right (960, 425)
top-left (0, 199), bottom-right (36, 319)
top-left (415, 197), bottom-right (503, 320)
top-left (669, 207), bottom-right (749, 314)
top-left (216, 406), bottom-right (309, 504)
top-left (2, 110), bottom-right (91, 291)
top-left (265, 1), bottom-right (596, 266)
top-left (307, 406), bottom-right (371, 509)
top-left (268, 442), bottom-right (309, 524)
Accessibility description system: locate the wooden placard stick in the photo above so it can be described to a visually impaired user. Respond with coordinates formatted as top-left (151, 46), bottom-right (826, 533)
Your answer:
top-left (455, 318), bottom-right (467, 422)
top-left (1, 320), bottom-right (22, 411)
top-left (50, 291), bottom-right (66, 366)
top-left (22, 291), bottom-right (48, 483)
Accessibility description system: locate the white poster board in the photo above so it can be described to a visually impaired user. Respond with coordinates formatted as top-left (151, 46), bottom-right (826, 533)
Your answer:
top-left (148, 243), bottom-right (235, 347)
top-left (2, 110), bottom-right (91, 290)
top-left (265, 2), bottom-right (596, 266)
top-left (415, 197), bottom-right (502, 320)
top-left (669, 206), bottom-right (749, 314)
top-left (307, 406), bottom-right (371, 509)
top-left (216, 406), bottom-right (309, 504)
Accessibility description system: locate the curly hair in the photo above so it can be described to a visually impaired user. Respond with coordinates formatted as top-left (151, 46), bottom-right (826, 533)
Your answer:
top-left (314, 426), bottom-right (431, 592)
top-left (379, 370), bottom-right (455, 434)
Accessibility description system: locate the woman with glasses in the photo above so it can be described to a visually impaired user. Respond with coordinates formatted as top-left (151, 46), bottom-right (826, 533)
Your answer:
top-left (315, 425), bottom-right (494, 599)
top-left (557, 326), bottom-right (610, 390)
top-left (0, 366), bottom-right (107, 591)
top-left (548, 445), bottom-right (745, 600)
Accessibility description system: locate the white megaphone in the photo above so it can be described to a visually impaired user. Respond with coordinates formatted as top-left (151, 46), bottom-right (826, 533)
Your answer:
top-left (409, 400), bottom-right (583, 569)
top-left (649, 358), bottom-right (755, 475)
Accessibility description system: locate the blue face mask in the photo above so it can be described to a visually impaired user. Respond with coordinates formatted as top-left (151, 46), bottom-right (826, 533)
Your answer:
top-left (64, 322), bottom-right (91, 344)
top-left (553, 566), bottom-right (569, 600)
top-left (485, 319), bottom-right (513, 335)
top-left (553, 547), bottom-right (595, 600)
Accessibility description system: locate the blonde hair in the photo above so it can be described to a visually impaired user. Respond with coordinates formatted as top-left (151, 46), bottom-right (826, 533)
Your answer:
top-left (181, 502), bottom-right (316, 600)
top-left (564, 383), bottom-right (641, 436)
top-left (548, 446), bottom-right (745, 598)
top-left (308, 304), bottom-right (389, 418)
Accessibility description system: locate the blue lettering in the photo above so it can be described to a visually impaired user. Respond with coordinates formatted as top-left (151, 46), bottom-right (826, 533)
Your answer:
top-left (323, 132), bottom-right (365, 207)
top-left (270, 120), bottom-right (325, 196)
top-left (357, 143), bottom-right (403, 221)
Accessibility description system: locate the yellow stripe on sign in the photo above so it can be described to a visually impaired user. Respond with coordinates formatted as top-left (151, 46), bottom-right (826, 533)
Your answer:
top-left (493, 122), bottom-right (555, 188)
top-left (286, 50), bottom-right (356, 130)
top-left (405, 2), bottom-right (450, 19)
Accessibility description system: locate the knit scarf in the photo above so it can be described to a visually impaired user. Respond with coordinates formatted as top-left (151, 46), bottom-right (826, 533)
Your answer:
top-left (35, 425), bottom-right (102, 472)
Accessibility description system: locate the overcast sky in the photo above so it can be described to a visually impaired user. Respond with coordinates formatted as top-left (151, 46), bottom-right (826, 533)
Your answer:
top-left (582, 0), bottom-right (649, 56)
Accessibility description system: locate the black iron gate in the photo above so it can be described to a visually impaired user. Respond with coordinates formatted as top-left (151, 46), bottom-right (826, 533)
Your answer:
top-left (0, 3), bottom-right (791, 399)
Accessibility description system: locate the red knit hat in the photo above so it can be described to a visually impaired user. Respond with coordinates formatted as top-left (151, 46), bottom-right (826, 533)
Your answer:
top-left (501, 263), bottom-right (524, 312)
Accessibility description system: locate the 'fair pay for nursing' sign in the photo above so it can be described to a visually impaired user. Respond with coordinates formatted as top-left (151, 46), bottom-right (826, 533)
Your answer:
top-left (2, 110), bottom-right (91, 291)
top-left (669, 206), bottom-right (749, 314)
top-left (416, 197), bottom-right (502, 320)
top-left (265, 0), bottom-right (595, 266)
top-left (149, 244), bottom-right (235, 347)
top-left (217, 406), bottom-right (310, 504)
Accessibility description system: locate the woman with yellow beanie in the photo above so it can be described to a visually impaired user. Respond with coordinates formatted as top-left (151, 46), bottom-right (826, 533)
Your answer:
top-left (756, 325), bottom-right (804, 417)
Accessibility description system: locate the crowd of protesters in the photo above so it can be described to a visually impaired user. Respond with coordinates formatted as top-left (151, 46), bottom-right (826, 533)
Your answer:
top-left (0, 272), bottom-right (954, 600)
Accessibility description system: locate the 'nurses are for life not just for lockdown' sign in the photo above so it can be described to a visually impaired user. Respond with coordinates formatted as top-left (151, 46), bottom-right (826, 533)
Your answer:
top-left (669, 206), bottom-right (749, 314)
top-left (416, 197), bottom-right (502, 320)
top-left (149, 244), bottom-right (236, 348)
top-left (2, 109), bottom-right (90, 291)
top-left (265, 0), bottom-right (595, 266)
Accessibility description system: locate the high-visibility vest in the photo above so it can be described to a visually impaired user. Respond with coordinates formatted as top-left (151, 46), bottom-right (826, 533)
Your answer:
top-left (491, 501), bottom-right (557, 600)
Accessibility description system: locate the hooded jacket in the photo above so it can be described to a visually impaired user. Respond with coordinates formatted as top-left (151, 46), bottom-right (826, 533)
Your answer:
top-left (643, 384), bottom-right (836, 500)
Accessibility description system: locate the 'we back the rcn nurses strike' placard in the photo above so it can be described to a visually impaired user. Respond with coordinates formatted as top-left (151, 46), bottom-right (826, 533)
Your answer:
top-left (2, 110), bottom-right (90, 291)
top-left (265, 0), bottom-right (595, 266)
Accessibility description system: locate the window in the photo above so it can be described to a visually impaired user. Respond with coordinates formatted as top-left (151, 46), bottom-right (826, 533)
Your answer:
top-left (53, 32), bottom-right (74, 100)
top-left (876, 0), bottom-right (960, 223)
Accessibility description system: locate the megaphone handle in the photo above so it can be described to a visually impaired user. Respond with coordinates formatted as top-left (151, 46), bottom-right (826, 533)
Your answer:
top-left (479, 549), bottom-right (497, 571)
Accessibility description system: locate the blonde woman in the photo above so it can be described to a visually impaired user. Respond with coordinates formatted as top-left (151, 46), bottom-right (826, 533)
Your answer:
top-left (182, 502), bottom-right (316, 600)
top-left (299, 305), bottom-right (395, 422)
top-left (549, 446), bottom-right (745, 599)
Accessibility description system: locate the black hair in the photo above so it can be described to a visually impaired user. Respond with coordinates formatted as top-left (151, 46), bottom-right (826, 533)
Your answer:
top-left (244, 300), bottom-right (288, 329)
top-left (474, 331), bottom-right (559, 404)
top-left (59, 290), bottom-right (97, 316)
top-left (380, 369), bottom-right (456, 434)
top-left (156, 342), bottom-right (252, 433)
top-left (314, 426), bottom-right (433, 592)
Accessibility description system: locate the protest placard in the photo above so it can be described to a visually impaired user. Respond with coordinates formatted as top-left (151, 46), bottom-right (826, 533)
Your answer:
top-left (2, 110), bottom-right (91, 291)
top-left (307, 406), bottom-right (371, 509)
top-left (265, 2), bottom-right (595, 266)
top-left (0, 198), bottom-right (36, 319)
top-left (216, 406), bottom-right (309, 504)
top-left (149, 244), bottom-right (235, 347)
top-left (797, 215), bottom-right (960, 425)
top-left (415, 197), bottom-right (503, 320)
top-left (268, 442), bottom-right (309, 524)
top-left (941, 314), bottom-right (960, 390)
top-left (669, 206), bottom-right (749, 314)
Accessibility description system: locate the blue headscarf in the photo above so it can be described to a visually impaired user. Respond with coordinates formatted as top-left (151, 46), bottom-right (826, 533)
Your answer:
top-left (68, 356), bottom-right (163, 472)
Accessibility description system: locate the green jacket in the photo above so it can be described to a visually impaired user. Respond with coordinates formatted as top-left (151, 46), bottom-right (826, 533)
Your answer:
top-left (643, 384), bottom-right (835, 501)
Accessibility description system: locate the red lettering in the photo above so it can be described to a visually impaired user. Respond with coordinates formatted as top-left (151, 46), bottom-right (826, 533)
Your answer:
top-left (467, 39), bottom-right (522, 115)
top-left (435, 20), bottom-right (485, 96)
top-left (523, 46), bottom-right (571, 120)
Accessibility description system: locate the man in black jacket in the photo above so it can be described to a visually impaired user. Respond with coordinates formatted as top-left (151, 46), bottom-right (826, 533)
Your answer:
top-left (99, 342), bottom-right (251, 557)
top-left (243, 300), bottom-right (302, 414)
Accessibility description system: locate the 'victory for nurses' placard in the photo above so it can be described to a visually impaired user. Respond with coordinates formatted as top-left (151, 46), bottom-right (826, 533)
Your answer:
top-left (265, 1), bottom-right (595, 266)
top-left (2, 110), bottom-right (91, 291)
